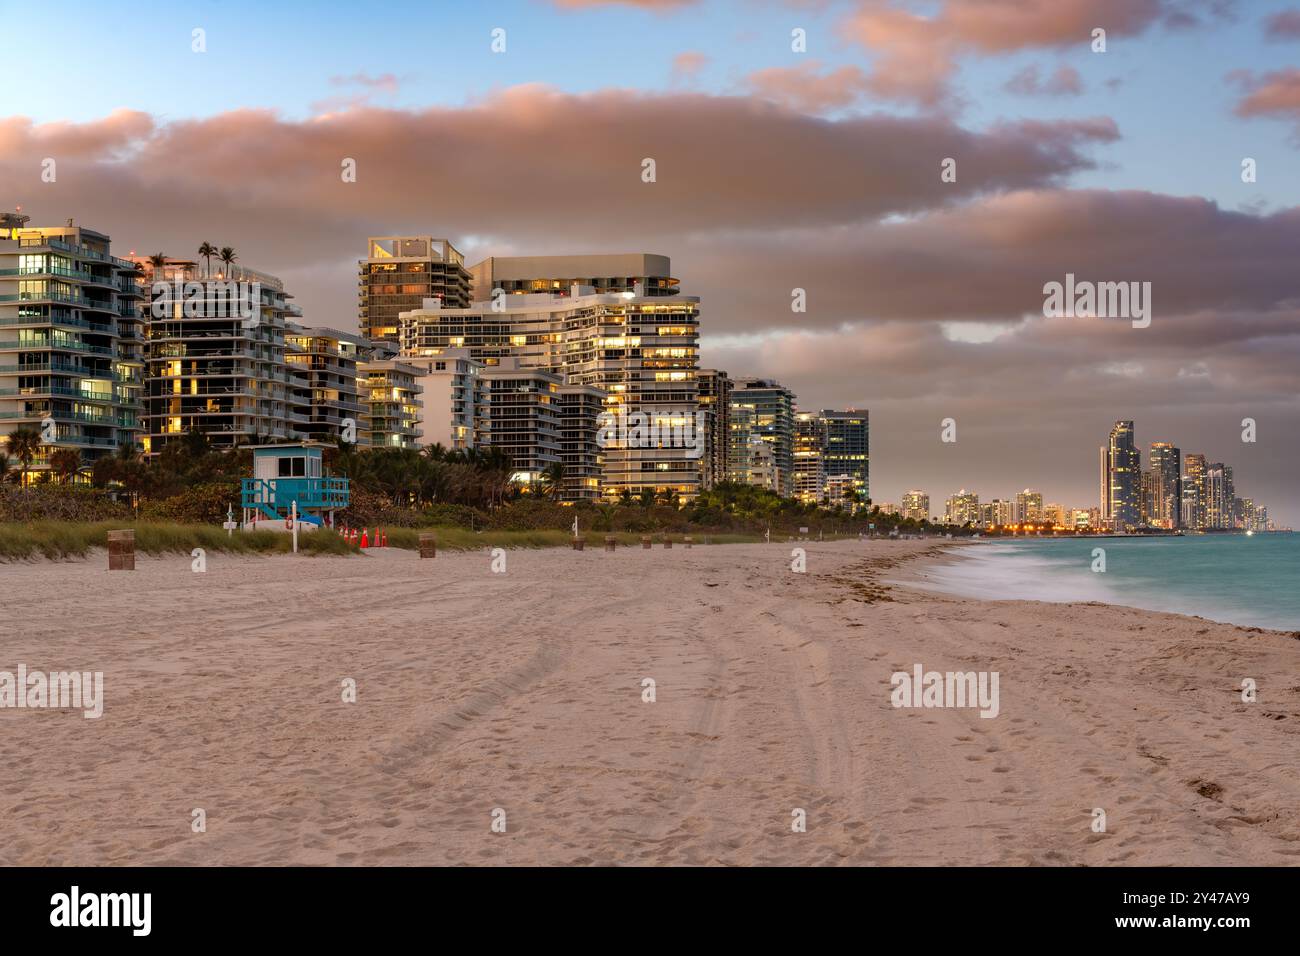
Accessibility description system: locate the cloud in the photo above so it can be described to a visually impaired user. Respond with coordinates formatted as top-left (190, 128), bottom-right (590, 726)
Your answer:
top-left (0, 87), bottom-right (1115, 265)
top-left (312, 73), bottom-right (405, 114)
top-left (839, 0), bottom-right (1225, 108)
top-left (1263, 8), bottom-right (1300, 39)
top-left (745, 61), bottom-right (873, 112)
top-left (682, 189), bottom-right (1300, 333)
top-left (1231, 68), bottom-right (1300, 124)
top-left (671, 51), bottom-right (709, 84)
top-left (1004, 64), bottom-right (1084, 96)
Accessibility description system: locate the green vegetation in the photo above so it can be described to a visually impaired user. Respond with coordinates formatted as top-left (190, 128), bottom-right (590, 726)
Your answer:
top-left (2, 426), bottom-right (963, 560)
top-left (0, 521), bottom-right (356, 561)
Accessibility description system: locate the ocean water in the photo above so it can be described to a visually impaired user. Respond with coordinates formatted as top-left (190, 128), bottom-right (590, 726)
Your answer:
top-left (903, 534), bottom-right (1300, 631)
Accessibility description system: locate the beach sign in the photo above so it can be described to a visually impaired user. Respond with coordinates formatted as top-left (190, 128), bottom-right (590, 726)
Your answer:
top-left (223, 504), bottom-right (238, 537)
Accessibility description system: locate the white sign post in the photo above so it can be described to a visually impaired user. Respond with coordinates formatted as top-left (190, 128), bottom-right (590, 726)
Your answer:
top-left (223, 504), bottom-right (238, 538)
top-left (291, 500), bottom-right (299, 554)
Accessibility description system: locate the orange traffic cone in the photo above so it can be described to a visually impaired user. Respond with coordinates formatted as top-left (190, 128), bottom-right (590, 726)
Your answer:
top-left (381, 530), bottom-right (388, 548)
top-left (361, 528), bottom-right (369, 549)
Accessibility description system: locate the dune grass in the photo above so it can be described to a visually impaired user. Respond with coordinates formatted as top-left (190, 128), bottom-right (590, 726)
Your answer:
top-left (0, 521), bottom-right (772, 561)
top-left (0, 521), bottom-right (356, 561)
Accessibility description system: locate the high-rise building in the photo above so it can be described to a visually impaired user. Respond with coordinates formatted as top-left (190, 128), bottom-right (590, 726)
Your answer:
top-left (359, 237), bottom-right (471, 343)
top-left (824, 473), bottom-right (862, 511)
top-left (739, 433), bottom-right (778, 491)
top-left (696, 368), bottom-right (731, 490)
top-left (480, 357), bottom-right (562, 487)
top-left (944, 489), bottom-right (980, 526)
top-left (819, 409), bottom-right (869, 503)
top-left (1139, 469), bottom-right (1155, 525)
top-left (1204, 462), bottom-right (1234, 529)
top-left (133, 254), bottom-right (299, 454)
top-left (981, 499), bottom-right (1014, 528)
top-left (730, 378), bottom-right (796, 497)
top-left (399, 277), bottom-right (700, 500)
top-left (284, 325), bottom-right (365, 445)
top-left (1106, 420), bottom-right (1140, 530)
top-left (728, 402), bottom-right (755, 483)
top-left (1148, 441), bottom-right (1181, 529)
top-left (404, 348), bottom-right (488, 451)
top-left (1181, 453), bottom-right (1207, 529)
top-left (556, 382), bottom-right (607, 502)
top-left (792, 411), bottom-right (826, 505)
top-left (468, 253), bottom-right (679, 301)
top-left (0, 215), bottom-right (145, 479)
top-left (358, 351), bottom-right (423, 449)
top-left (1043, 502), bottom-right (1067, 527)
top-left (1098, 445), bottom-right (1109, 523)
top-left (1015, 488), bottom-right (1043, 524)
top-left (901, 490), bottom-right (930, 522)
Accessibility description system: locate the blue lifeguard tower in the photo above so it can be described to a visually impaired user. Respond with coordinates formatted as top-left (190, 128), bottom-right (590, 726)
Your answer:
top-left (240, 443), bottom-right (349, 531)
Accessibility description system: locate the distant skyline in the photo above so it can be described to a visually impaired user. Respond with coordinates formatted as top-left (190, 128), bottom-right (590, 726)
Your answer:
top-left (4, 0), bottom-right (1298, 522)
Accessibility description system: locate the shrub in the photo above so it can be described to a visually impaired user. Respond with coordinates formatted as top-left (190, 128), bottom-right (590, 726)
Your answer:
top-left (0, 484), bottom-right (130, 523)
top-left (139, 482), bottom-right (240, 524)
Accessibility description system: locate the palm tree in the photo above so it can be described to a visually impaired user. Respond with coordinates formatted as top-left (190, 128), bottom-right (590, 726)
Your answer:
top-left (218, 246), bottom-right (238, 278)
top-left (4, 426), bottom-right (43, 487)
top-left (147, 252), bottom-right (168, 284)
top-left (539, 462), bottom-right (565, 502)
top-left (50, 447), bottom-right (83, 484)
top-left (197, 242), bottom-right (216, 277)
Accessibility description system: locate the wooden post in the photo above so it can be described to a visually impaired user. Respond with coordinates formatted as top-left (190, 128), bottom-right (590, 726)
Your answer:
top-left (419, 533), bottom-right (437, 558)
top-left (572, 536), bottom-right (585, 551)
top-left (107, 529), bottom-right (135, 571)
top-left (663, 536), bottom-right (672, 549)
top-left (604, 535), bottom-right (616, 552)
top-left (641, 535), bottom-right (652, 549)
top-left (683, 535), bottom-right (692, 548)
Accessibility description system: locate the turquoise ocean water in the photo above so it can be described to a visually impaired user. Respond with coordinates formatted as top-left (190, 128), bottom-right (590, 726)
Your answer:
top-left (907, 534), bottom-right (1300, 631)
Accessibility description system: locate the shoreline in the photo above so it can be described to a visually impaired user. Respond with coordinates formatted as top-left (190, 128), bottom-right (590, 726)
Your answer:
top-left (891, 538), bottom-right (1300, 636)
top-left (2, 539), bottom-right (1296, 866)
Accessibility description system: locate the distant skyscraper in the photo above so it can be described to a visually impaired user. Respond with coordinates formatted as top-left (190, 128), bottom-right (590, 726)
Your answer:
top-left (1182, 453), bottom-right (1207, 529)
top-left (902, 490), bottom-right (930, 522)
top-left (1015, 488), bottom-right (1043, 523)
top-left (1149, 442), bottom-right (1181, 529)
top-left (944, 489), bottom-right (980, 526)
top-left (1099, 445), bottom-right (1109, 522)
top-left (1106, 421), bottom-right (1140, 529)
top-left (1205, 462), bottom-right (1233, 529)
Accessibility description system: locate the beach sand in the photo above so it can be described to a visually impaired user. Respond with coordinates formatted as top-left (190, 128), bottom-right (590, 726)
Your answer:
top-left (1, 538), bottom-right (1296, 866)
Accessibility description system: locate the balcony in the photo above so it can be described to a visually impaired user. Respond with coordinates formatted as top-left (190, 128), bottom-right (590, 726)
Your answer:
top-left (0, 313), bottom-right (117, 334)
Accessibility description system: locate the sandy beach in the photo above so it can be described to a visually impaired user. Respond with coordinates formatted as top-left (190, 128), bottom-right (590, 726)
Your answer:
top-left (1, 538), bottom-right (1296, 866)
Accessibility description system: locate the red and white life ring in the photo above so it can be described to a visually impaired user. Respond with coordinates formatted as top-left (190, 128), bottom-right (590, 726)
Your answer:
top-left (285, 515), bottom-right (294, 529)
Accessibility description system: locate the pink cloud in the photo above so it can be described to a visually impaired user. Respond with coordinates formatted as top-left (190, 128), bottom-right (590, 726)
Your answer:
top-left (1232, 68), bottom-right (1300, 120)
top-left (671, 51), bottom-right (709, 83)
top-left (745, 61), bottom-right (873, 112)
top-left (839, 0), bottom-right (1211, 108)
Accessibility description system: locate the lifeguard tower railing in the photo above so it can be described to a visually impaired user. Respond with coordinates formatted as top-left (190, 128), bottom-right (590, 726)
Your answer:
top-left (241, 477), bottom-right (350, 521)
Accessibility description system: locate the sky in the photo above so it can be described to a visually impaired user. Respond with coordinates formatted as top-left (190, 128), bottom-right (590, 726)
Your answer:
top-left (3, 0), bottom-right (1298, 522)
